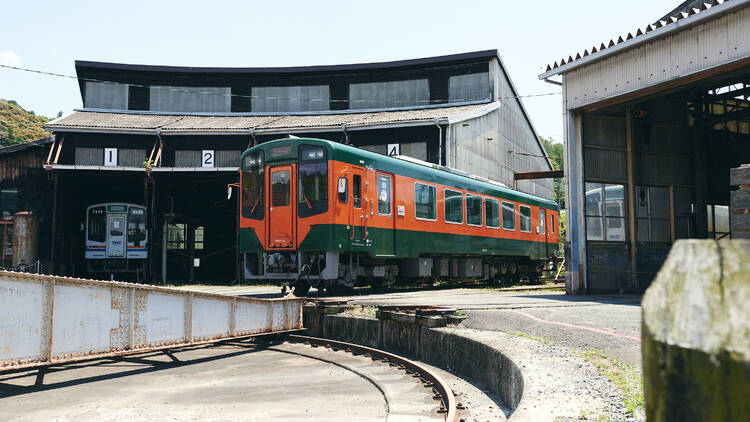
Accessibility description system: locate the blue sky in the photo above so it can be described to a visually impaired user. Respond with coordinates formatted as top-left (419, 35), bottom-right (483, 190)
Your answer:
top-left (1, 0), bottom-right (681, 142)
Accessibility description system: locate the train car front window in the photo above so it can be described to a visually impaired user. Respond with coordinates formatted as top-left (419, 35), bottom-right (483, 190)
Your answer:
top-left (88, 206), bottom-right (106, 242)
top-left (242, 151), bottom-right (264, 220)
top-left (128, 207), bottom-right (147, 247)
top-left (298, 145), bottom-right (328, 218)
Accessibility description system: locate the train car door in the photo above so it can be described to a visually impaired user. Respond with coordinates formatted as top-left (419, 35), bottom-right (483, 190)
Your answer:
top-left (268, 165), bottom-right (295, 248)
top-left (374, 172), bottom-right (396, 257)
top-left (106, 213), bottom-right (126, 258)
top-left (539, 209), bottom-right (547, 257)
top-left (350, 169), bottom-right (365, 243)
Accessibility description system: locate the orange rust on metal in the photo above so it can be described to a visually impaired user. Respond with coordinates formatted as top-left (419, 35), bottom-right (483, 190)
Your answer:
top-left (513, 170), bottom-right (564, 180)
top-left (0, 270), bottom-right (303, 372)
top-left (288, 335), bottom-right (457, 422)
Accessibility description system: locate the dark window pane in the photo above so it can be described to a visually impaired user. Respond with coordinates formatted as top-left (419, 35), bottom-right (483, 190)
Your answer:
top-left (485, 199), bottom-right (500, 228)
top-left (298, 145), bottom-right (328, 218)
top-left (127, 206), bottom-right (147, 246)
top-left (519, 206), bottom-right (532, 232)
top-left (353, 175), bottom-right (361, 209)
top-left (272, 171), bottom-right (290, 207)
top-left (445, 190), bottom-right (463, 223)
top-left (88, 206), bottom-right (106, 242)
top-left (338, 177), bottom-right (348, 203)
top-left (415, 183), bottom-right (436, 220)
top-left (241, 150), bottom-right (264, 220)
top-left (466, 195), bottom-right (482, 226)
top-left (502, 202), bottom-right (515, 230)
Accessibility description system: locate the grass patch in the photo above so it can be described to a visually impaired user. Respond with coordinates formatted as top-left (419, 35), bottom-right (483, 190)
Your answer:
top-left (576, 349), bottom-right (644, 416)
top-left (500, 329), bottom-right (556, 346)
top-left (341, 305), bottom-right (378, 318)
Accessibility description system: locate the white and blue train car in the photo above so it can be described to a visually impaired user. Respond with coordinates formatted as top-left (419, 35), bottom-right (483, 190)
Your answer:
top-left (85, 203), bottom-right (148, 274)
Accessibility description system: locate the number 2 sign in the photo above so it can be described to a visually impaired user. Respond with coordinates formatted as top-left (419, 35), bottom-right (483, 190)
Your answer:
top-left (202, 150), bottom-right (214, 168)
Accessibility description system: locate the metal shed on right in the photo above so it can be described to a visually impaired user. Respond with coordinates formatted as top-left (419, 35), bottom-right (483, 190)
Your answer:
top-left (540, 0), bottom-right (750, 293)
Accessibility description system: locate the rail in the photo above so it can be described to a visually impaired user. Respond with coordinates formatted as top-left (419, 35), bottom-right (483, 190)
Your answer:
top-left (0, 271), bottom-right (303, 371)
top-left (287, 334), bottom-right (457, 422)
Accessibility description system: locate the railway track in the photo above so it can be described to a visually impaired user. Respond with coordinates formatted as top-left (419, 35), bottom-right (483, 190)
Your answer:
top-left (282, 334), bottom-right (458, 422)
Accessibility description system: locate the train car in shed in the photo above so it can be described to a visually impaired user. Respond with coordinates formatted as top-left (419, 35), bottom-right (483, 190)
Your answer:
top-left (85, 203), bottom-right (148, 277)
top-left (239, 138), bottom-right (559, 295)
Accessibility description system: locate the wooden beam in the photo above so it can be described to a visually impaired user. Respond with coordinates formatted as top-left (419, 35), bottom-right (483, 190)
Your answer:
top-left (513, 170), bottom-right (564, 181)
top-left (698, 106), bottom-right (750, 126)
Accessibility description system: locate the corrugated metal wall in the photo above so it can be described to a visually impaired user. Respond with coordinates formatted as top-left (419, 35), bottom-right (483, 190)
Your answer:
top-left (349, 79), bottom-right (429, 109)
top-left (75, 147), bottom-right (103, 166)
top-left (447, 106), bottom-right (554, 200)
top-left (448, 73), bottom-right (490, 102)
top-left (119, 149), bottom-right (147, 167)
top-left (84, 81), bottom-right (128, 110)
top-left (150, 86), bottom-right (231, 113)
top-left (175, 150), bottom-right (241, 167)
top-left (564, 6), bottom-right (750, 110)
top-left (251, 86), bottom-right (330, 112)
top-left (74, 148), bottom-right (145, 167)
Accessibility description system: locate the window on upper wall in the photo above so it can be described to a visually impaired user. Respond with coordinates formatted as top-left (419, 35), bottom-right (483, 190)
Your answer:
top-left (252, 85), bottom-right (330, 112)
top-left (502, 202), bottom-right (515, 231)
top-left (84, 81), bottom-right (129, 110)
top-left (444, 189), bottom-right (463, 224)
top-left (414, 183), bottom-right (436, 220)
top-left (149, 86), bottom-right (231, 113)
top-left (485, 198), bottom-right (500, 228)
top-left (448, 72), bottom-right (490, 103)
top-left (466, 195), bottom-right (482, 226)
top-left (585, 183), bottom-right (626, 242)
top-left (636, 185), bottom-right (669, 243)
top-left (377, 175), bottom-right (392, 215)
top-left (349, 79), bottom-right (429, 109)
top-left (519, 206), bottom-right (532, 233)
top-left (0, 189), bottom-right (19, 220)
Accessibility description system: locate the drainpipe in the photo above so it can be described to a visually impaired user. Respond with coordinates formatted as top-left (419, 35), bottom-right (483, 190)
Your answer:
top-left (435, 118), bottom-right (443, 166)
top-left (161, 215), bottom-right (168, 283)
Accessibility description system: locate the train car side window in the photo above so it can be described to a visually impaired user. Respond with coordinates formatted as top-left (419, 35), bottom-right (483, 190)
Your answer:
top-left (377, 175), bottom-right (391, 215)
top-left (353, 175), bottom-right (362, 208)
top-left (466, 194), bottom-right (482, 226)
top-left (539, 209), bottom-right (546, 234)
top-left (551, 214), bottom-right (555, 233)
top-left (485, 198), bottom-right (500, 228)
top-left (444, 189), bottom-right (463, 224)
top-left (414, 183), bottom-right (436, 221)
top-left (502, 202), bottom-right (515, 231)
top-left (519, 205), bottom-right (532, 233)
top-left (338, 177), bottom-right (348, 203)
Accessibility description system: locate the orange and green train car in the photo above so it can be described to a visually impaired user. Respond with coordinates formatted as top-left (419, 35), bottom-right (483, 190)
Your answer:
top-left (239, 138), bottom-right (560, 295)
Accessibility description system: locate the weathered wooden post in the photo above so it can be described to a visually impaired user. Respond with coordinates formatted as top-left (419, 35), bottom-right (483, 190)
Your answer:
top-left (731, 163), bottom-right (750, 239)
top-left (642, 239), bottom-right (750, 421)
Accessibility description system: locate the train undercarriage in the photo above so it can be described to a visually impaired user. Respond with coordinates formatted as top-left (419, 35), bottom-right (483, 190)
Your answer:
top-left (243, 251), bottom-right (555, 296)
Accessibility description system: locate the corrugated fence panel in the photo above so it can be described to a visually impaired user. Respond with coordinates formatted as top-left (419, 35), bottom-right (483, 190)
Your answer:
top-left (0, 272), bottom-right (302, 371)
top-left (584, 148), bottom-right (628, 181)
top-left (175, 150), bottom-right (201, 167)
top-left (216, 150), bottom-right (241, 167)
top-left (150, 86), bottom-right (231, 113)
top-left (349, 79), bottom-right (429, 109)
top-left (252, 86), bottom-right (330, 112)
top-left (75, 147), bottom-right (103, 165)
top-left (119, 149), bottom-right (147, 167)
top-left (85, 81), bottom-right (128, 110)
top-left (449, 73), bottom-right (490, 102)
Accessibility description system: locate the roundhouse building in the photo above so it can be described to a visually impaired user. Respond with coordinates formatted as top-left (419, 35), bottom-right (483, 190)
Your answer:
top-left (30, 50), bottom-right (554, 283)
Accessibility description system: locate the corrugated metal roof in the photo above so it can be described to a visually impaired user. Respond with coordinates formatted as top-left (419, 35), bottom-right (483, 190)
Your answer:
top-left (46, 103), bottom-right (492, 134)
top-left (540, 0), bottom-right (747, 78)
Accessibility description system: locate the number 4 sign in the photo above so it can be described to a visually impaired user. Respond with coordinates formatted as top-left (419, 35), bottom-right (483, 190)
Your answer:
top-left (202, 150), bottom-right (214, 168)
top-left (387, 144), bottom-right (400, 156)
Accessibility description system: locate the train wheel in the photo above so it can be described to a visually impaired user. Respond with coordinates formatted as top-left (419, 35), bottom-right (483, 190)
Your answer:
top-left (370, 279), bottom-right (389, 293)
top-left (292, 280), bottom-right (311, 297)
top-left (326, 283), bottom-right (351, 297)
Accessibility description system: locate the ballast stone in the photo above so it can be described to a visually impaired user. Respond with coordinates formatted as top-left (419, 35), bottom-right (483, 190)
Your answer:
top-left (642, 239), bottom-right (750, 422)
